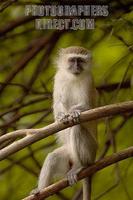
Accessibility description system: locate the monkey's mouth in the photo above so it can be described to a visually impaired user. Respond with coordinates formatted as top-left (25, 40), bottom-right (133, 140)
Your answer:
top-left (73, 71), bottom-right (81, 75)
top-left (72, 68), bottom-right (83, 75)
top-left (68, 65), bottom-right (83, 75)
top-left (69, 68), bottom-right (83, 76)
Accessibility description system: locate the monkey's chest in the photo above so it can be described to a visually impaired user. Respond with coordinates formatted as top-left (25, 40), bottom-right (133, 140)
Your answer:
top-left (61, 83), bottom-right (89, 109)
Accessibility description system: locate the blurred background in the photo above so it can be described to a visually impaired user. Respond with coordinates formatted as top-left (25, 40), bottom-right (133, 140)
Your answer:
top-left (0, 0), bottom-right (133, 200)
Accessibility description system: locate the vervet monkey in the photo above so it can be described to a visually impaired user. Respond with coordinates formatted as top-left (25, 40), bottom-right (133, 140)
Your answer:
top-left (34, 46), bottom-right (98, 200)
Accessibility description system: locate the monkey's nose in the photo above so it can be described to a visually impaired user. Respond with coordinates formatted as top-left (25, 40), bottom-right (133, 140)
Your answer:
top-left (75, 64), bottom-right (82, 72)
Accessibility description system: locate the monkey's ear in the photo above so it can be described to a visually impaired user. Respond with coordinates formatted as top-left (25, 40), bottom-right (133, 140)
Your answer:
top-left (86, 51), bottom-right (92, 63)
top-left (87, 51), bottom-right (92, 59)
top-left (58, 48), bottom-right (65, 56)
top-left (54, 48), bottom-right (64, 67)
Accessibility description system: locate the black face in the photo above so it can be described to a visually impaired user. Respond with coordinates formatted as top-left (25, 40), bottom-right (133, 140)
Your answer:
top-left (68, 57), bottom-right (86, 75)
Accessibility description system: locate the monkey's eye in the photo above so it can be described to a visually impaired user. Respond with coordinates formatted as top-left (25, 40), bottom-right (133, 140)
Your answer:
top-left (68, 57), bottom-right (86, 64)
top-left (77, 58), bottom-right (86, 64)
top-left (68, 58), bottom-right (75, 63)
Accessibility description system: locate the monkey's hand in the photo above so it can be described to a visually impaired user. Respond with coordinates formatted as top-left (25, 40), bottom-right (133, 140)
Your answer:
top-left (56, 112), bottom-right (70, 125)
top-left (57, 110), bottom-right (81, 126)
top-left (68, 110), bottom-right (81, 125)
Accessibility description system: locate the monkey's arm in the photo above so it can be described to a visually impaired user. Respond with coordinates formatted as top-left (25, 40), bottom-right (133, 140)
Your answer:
top-left (68, 89), bottom-right (98, 137)
top-left (53, 101), bottom-right (66, 118)
top-left (69, 103), bottom-right (89, 112)
top-left (53, 100), bottom-right (71, 124)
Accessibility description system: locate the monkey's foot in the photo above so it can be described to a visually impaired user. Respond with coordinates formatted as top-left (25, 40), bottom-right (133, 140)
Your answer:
top-left (57, 112), bottom-right (70, 125)
top-left (30, 188), bottom-right (40, 196)
top-left (69, 110), bottom-right (81, 125)
top-left (67, 168), bottom-right (78, 186)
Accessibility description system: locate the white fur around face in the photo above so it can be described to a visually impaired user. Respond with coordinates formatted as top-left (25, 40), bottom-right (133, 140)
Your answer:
top-left (65, 53), bottom-right (91, 59)
top-left (57, 53), bottom-right (92, 73)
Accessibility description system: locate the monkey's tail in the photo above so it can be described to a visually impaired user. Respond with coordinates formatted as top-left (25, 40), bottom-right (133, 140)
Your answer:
top-left (83, 176), bottom-right (92, 200)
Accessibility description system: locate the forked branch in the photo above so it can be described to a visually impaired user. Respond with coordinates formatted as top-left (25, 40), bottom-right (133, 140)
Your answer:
top-left (0, 101), bottom-right (133, 161)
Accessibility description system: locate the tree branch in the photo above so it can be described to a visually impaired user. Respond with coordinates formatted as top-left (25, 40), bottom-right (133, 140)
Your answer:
top-left (97, 80), bottom-right (131, 92)
top-left (0, 101), bottom-right (133, 161)
top-left (23, 146), bottom-right (133, 200)
top-left (0, 30), bottom-right (65, 94)
top-left (0, 16), bottom-right (35, 37)
top-left (0, 0), bottom-right (17, 12)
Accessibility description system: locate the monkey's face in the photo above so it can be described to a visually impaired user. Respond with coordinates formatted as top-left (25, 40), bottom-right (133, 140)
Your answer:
top-left (67, 56), bottom-right (89, 76)
top-left (57, 48), bottom-right (91, 75)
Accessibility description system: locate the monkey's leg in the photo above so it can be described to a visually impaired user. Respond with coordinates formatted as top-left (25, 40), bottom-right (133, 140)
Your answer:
top-left (67, 164), bottom-right (83, 186)
top-left (38, 146), bottom-right (70, 190)
top-left (83, 176), bottom-right (92, 200)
